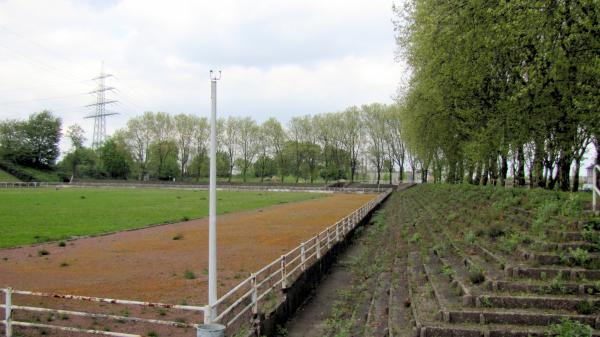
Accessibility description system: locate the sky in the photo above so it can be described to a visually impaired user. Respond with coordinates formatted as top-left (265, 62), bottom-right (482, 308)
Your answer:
top-left (0, 0), bottom-right (407, 151)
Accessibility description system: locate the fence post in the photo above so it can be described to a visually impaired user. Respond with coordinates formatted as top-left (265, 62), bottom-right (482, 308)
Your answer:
top-left (251, 274), bottom-right (258, 315)
top-left (300, 242), bottom-right (306, 271)
top-left (5, 287), bottom-right (12, 337)
top-left (316, 236), bottom-right (321, 259)
top-left (203, 305), bottom-right (211, 324)
top-left (336, 223), bottom-right (340, 242)
top-left (280, 255), bottom-right (287, 289)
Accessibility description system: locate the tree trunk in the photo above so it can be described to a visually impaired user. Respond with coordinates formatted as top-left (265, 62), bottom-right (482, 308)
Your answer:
top-left (572, 157), bottom-right (581, 192)
top-left (473, 162), bottom-right (481, 185)
top-left (517, 145), bottom-right (525, 186)
top-left (557, 152), bottom-right (571, 192)
top-left (500, 154), bottom-right (508, 187)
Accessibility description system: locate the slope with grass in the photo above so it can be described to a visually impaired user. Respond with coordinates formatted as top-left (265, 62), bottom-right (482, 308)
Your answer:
top-left (320, 184), bottom-right (599, 337)
top-left (0, 169), bottom-right (19, 182)
top-left (0, 188), bottom-right (325, 248)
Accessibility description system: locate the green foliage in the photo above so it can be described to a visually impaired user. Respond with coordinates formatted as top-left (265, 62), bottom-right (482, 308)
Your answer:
top-left (499, 233), bottom-right (523, 253)
top-left (183, 270), bottom-right (196, 280)
top-left (468, 266), bottom-right (485, 285)
top-left (0, 111), bottom-right (61, 169)
top-left (408, 233), bottom-right (421, 243)
top-left (464, 230), bottom-right (476, 245)
top-left (99, 138), bottom-right (131, 179)
top-left (569, 248), bottom-right (590, 267)
top-left (394, 0), bottom-right (598, 190)
top-left (0, 169), bottom-right (19, 182)
top-left (550, 318), bottom-right (592, 337)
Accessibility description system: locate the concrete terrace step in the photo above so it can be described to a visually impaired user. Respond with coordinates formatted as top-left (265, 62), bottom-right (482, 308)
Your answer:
top-left (506, 265), bottom-right (600, 280)
top-left (416, 322), bottom-right (600, 337)
top-left (489, 279), bottom-right (600, 296)
top-left (445, 308), bottom-right (599, 328)
top-left (475, 293), bottom-right (600, 311)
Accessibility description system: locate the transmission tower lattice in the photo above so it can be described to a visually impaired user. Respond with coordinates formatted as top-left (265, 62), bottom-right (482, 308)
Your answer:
top-left (85, 62), bottom-right (118, 149)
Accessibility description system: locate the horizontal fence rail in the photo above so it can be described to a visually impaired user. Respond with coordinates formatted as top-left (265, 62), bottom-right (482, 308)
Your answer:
top-left (1, 187), bottom-right (393, 336)
top-left (0, 287), bottom-right (207, 337)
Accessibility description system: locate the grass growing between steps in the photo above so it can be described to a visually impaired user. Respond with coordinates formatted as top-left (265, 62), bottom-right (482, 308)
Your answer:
top-left (324, 184), bottom-right (599, 336)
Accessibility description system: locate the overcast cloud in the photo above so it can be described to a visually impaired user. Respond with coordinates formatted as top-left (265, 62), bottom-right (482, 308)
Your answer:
top-left (0, 0), bottom-right (406, 151)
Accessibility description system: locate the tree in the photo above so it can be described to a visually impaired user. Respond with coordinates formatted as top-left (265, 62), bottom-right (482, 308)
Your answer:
top-left (173, 114), bottom-right (195, 178)
top-left (237, 117), bottom-right (259, 182)
top-left (148, 112), bottom-right (175, 179)
top-left (192, 117), bottom-right (210, 181)
top-left (363, 104), bottom-right (387, 185)
top-left (21, 111), bottom-right (61, 168)
top-left (100, 138), bottom-right (131, 179)
top-left (262, 118), bottom-right (288, 183)
top-left (125, 113), bottom-right (152, 180)
top-left (66, 124), bottom-right (85, 150)
top-left (222, 117), bottom-right (239, 182)
top-left (341, 107), bottom-right (363, 183)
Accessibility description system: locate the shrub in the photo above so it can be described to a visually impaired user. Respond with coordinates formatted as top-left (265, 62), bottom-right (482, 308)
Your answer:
top-left (408, 233), bottom-right (421, 244)
top-left (37, 249), bottom-right (50, 256)
top-left (441, 265), bottom-right (454, 277)
top-left (500, 233), bottom-right (522, 253)
top-left (576, 301), bottom-right (596, 315)
top-left (468, 266), bottom-right (485, 284)
top-left (465, 230), bottom-right (476, 245)
top-left (570, 248), bottom-right (590, 267)
top-left (550, 318), bottom-right (592, 337)
top-left (487, 224), bottom-right (505, 239)
top-left (58, 241), bottom-right (66, 247)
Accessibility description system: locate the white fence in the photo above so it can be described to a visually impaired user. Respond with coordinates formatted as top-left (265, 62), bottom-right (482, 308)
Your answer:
top-left (1, 188), bottom-right (393, 336)
top-left (0, 287), bottom-right (207, 337)
top-left (208, 188), bottom-right (392, 332)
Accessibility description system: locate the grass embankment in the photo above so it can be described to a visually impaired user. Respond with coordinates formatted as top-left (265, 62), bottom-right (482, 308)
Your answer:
top-left (0, 188), bottom-right (325, 248)
top-left (0, 169), bottom-right (20, 182)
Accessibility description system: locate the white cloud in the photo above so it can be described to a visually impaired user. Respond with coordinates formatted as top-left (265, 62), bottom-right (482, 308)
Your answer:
top-left (0, 0), bottom-right (407, 151)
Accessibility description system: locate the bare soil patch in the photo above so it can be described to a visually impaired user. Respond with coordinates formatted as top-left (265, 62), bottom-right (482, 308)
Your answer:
top-left (0, 193), bottom-right (375, 305)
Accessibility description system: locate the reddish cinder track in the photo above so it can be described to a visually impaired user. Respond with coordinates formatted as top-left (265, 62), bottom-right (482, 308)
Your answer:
top-left (0, 193), bottom-right (374, 305)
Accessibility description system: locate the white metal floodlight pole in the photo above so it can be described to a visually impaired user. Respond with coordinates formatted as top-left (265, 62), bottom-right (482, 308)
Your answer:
top-left (208, 70), bottom-right (221, 322)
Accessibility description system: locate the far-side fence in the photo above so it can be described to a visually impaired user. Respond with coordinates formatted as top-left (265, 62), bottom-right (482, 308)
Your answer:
top-left (1, 187), bottom-right (393, 337)
top-left (0, 181), bottom-right (386, 194)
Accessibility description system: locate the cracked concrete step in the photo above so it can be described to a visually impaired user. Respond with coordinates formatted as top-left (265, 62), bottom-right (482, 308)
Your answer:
top-left (474, 293), bottom-right (600, 311)
top-left (416, 322), bottom-right (600, 337)
top-left (489, 279), bottom-right (600, 295)
top-left (444, 308), bottom-right (598, 328)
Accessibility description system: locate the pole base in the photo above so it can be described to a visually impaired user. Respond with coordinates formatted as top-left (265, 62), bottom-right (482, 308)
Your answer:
top-left (197, 323), bottom-right (226, 337)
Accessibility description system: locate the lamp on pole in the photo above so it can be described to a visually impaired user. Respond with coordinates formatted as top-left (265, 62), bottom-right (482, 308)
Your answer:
top-left (208, 70), bottom-right (221, 321)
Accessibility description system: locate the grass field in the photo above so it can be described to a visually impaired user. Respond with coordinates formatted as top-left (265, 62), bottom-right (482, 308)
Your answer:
top-left (0, 187), bottom-right (325, 248)
top-left (0, 169), bottom-right (19, 182)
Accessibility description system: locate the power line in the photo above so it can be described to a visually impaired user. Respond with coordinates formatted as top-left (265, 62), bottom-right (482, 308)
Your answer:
top-left (0, 92), bottom-right (88, 106)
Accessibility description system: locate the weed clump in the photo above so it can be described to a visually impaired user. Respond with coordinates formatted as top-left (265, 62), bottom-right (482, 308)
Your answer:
top-left (183, 270), bottom-right (196, 280)
top-left (468, 266), bottom-right (485, 284)
top-left (550, 318), bottom-right (592, 337)
top-left (37, 249), bottom-right (50, 256)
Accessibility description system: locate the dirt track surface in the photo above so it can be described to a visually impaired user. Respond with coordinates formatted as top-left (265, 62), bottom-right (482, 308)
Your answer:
top-left (0, 193), bottom-right (374, 305)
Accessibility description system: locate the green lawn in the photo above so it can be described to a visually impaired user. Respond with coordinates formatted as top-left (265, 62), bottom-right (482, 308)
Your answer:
top-left (0, 169), bottom-right (20, 182)
top-left (0, 188), bottom-right (324, 248)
